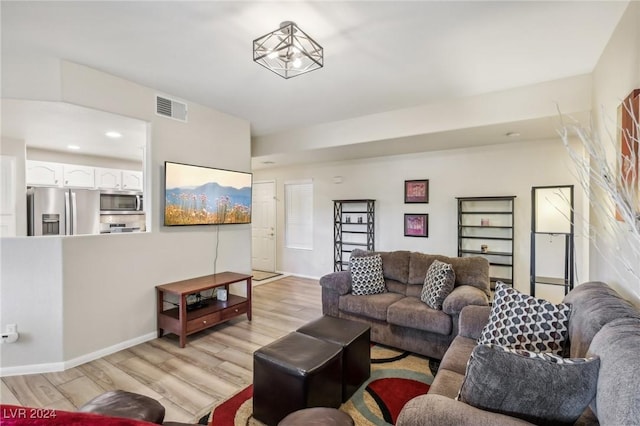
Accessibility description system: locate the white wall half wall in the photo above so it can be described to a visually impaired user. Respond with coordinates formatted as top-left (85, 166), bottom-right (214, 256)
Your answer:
top-left (1, 61), bottom-right (252, 375)
top-left (0, 237), bottom-right (64, 371)
top-left (254, 137), bottom-right (587, 303)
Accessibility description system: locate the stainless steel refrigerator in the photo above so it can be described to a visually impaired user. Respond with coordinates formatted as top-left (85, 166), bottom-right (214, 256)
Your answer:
top-left (27, 187), bottom-right (100, 236)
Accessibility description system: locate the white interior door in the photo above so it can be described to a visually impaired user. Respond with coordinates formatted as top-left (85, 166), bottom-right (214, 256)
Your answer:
top-left (252, 181), bottom-right (276, 272)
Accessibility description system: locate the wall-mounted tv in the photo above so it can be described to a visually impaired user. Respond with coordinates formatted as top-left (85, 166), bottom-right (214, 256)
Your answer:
top-left (164, 161), bottom-right (252, 226)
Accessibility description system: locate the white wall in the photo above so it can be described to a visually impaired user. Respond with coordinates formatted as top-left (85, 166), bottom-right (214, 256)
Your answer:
top-left (254, 137), bottom-right (586, 302)
top-left (0, 237), bottom-right (64, 369)
top-left (1, 61), bottom-right (252, 374)
top-left (590, 1), bottom-right (640, 303)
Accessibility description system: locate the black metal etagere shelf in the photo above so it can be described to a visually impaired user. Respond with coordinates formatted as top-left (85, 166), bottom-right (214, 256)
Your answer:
top-left (334, 199), bottom-right (375, 271)
top-left (457, 196), bottom-right (516, 288)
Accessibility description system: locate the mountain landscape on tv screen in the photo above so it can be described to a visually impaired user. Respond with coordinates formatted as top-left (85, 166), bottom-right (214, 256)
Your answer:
top-left (165, 182), bottom-right (251, 225)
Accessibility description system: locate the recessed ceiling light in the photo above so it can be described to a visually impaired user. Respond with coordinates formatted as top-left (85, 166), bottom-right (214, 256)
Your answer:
top-left (505, 131), bottom-right (521, 137)
top-left (105, 131), bottom-right (122, 138)
top-left (67, 145), bottom-right (80, 150)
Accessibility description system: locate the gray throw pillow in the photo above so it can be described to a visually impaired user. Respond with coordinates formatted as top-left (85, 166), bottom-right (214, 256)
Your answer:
top-left (420, 260), bottom-right (455, 310)
top-left (350, 254), bottom-right (386, 295)
top-left (458, 344), bottom-right (599, 425)
top-left (478, 281), bottom-right (571, 354)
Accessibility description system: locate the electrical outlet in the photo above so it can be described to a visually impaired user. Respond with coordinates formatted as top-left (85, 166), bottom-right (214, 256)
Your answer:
top-left (1, 324), bottom-right (19, 344)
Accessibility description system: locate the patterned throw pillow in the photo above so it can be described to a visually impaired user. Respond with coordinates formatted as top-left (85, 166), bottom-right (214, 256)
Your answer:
top-left (477, 282), bottom-right (570, 354)
top-left (420, 260), bottom-right (455, 310)
top-left (457, 344), bottom-right (599, 425)
top-left (350, 254), bottom-right (386, 295)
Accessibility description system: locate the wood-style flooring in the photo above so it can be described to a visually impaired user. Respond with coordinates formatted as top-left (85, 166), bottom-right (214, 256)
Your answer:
top-left (1, 276), bottom-right (322, 423)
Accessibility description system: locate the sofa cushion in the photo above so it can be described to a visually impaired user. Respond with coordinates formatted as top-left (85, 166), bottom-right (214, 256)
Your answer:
top-left (447, 256), bottom-right (490, 295)
top-left (387, 297), bottom-right (452, 335)
top-left (408, 253), bottom-right (490, 296)
top-left (380, 250), bottom-right (411, 283)
top-left (421, 260), bottom-right (455, 310)
top-left (351, 249), bottom-right (411, 283)
top-left (458, 344), bottom-right (599, 425)
top-left (442, 286), bottom-right (489, 315)
top-left (405, 283), bottom-right (422, 298)
top-left (478, 282), bottom-right (570, 354)
top-left (563, 281), bottom-right (640, 358)
top-left (386, 279), bottom-right (408, 295)
top-left (439, 335), bottom-right (477, 375)
top-left (407, 252), bottom-right (440, 284)
top-left (339, 292), bottom-right (404, 321)
top-left (350, 254), bottom-right (386, 295)
top-left (458, 305), bottom-right (492, 340)
top-left (587, 317), bottom-right (640, 425)
top-left (426, 369), bottom-right (466, 399)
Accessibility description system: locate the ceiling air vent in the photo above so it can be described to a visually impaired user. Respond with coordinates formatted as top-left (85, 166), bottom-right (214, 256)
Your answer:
top-left (155, 95), bottom-right (188, 122)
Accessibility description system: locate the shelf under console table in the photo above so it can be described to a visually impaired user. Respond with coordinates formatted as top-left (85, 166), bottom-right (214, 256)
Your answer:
top-left (156, 271), bottom-right (252, 348)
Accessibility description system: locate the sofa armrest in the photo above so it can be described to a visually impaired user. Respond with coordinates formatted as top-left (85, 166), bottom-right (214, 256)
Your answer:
top-left (442, 285), bottom-right (489, 316)
top-left (397, 394), bottom-right (534, 426)
top-left (319, 270), bottom-right (352, 295)
top-left (458, 305), bottom-right (491, 339)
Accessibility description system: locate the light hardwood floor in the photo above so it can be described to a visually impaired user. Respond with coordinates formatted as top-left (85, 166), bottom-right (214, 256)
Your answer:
top-left (1, 276), bottom-right (322, 423)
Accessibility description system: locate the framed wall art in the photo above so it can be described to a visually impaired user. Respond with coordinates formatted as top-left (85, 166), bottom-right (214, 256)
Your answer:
top-left (404, 213), bottom-right (428, 237)
top-left (404, 179), bottom-right (429, 203)
top-left (617, 88), bottom-right (640, 221)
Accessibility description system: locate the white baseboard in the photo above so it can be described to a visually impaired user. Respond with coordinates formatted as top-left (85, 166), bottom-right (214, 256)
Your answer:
top-left (0, 331), bottom-right (157, 377)
top-left (277, 271), bottom-right (322, 281)
top-left (252, 272), bottom-right (323, 286)
top-left (63, 332), bottom-right (157, 370)
top-left (0, 361), bottom-right (67, 377)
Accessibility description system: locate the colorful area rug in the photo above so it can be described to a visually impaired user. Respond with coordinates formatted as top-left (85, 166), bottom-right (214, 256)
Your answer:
top-left (206, 344), bottom-right (437, 426)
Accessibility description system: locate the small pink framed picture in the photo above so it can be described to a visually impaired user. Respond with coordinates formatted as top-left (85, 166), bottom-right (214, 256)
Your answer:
top-left (404, 214), bottom-right (428, 237)
top-left (404, 180), bottom-right (429, 203)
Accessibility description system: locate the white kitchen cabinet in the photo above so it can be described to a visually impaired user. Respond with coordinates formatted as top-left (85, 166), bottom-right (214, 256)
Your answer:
top-left (95, 167), bottom-right (123, 190)
top-left (28, 160), bottom-right (142, 191)
top-left (122, 170), bottom-right (143, 191)
top-left (26, 160), bottom-right (64, 187)
top-left (63, 164), bottom-right (95, 188)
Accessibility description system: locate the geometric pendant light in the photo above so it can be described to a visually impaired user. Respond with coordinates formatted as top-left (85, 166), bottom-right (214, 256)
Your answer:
top-left (253, 21), bottom-right (323, 79)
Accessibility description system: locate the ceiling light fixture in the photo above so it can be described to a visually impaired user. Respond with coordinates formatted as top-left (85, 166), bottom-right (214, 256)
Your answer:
top-left (505, 131), bottom-right (521, 137)
top-left (105, 131), bottom-right (122, 138)
top-left (67, 145), bottom-right (80, 150)
top-left (253, 21), bottom-right (323, 79)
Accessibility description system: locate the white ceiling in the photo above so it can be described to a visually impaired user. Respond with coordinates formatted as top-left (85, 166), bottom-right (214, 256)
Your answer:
top-left (2, 100), bottom-right (147, 161)
top-left (0, 1), bottom-right (629, 163)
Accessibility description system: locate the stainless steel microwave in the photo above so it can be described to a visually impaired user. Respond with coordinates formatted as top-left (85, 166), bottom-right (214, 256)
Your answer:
top-left (100, 191), bottom-right (143, 214)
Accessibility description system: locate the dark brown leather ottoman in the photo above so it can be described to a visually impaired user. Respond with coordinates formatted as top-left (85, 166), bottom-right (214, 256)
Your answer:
top-left (253, 332), bottom-right (343, 426)
top-left (297, 316), bottom-right (371, 401)
top-left (278, 407), bottom-right (354, 426)
top-left (78, 390), bottom-right (165, 424)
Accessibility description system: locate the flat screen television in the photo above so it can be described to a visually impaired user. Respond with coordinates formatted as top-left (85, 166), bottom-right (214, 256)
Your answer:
top-left (164, 161), bottom-right (252, 226)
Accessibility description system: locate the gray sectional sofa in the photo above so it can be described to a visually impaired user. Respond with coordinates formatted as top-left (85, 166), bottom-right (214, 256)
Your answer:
top-left (397, 281), bottom-right (640, 425)
top-left (319, 249), bottom-right (490, 360)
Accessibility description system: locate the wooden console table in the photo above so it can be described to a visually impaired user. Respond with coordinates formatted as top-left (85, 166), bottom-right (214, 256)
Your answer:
top-left (156, 271), bottom-right (252, 348)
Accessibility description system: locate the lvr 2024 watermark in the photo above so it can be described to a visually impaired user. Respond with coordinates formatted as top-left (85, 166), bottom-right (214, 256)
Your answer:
top-left (2, 407), bottom-right (57, 419)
